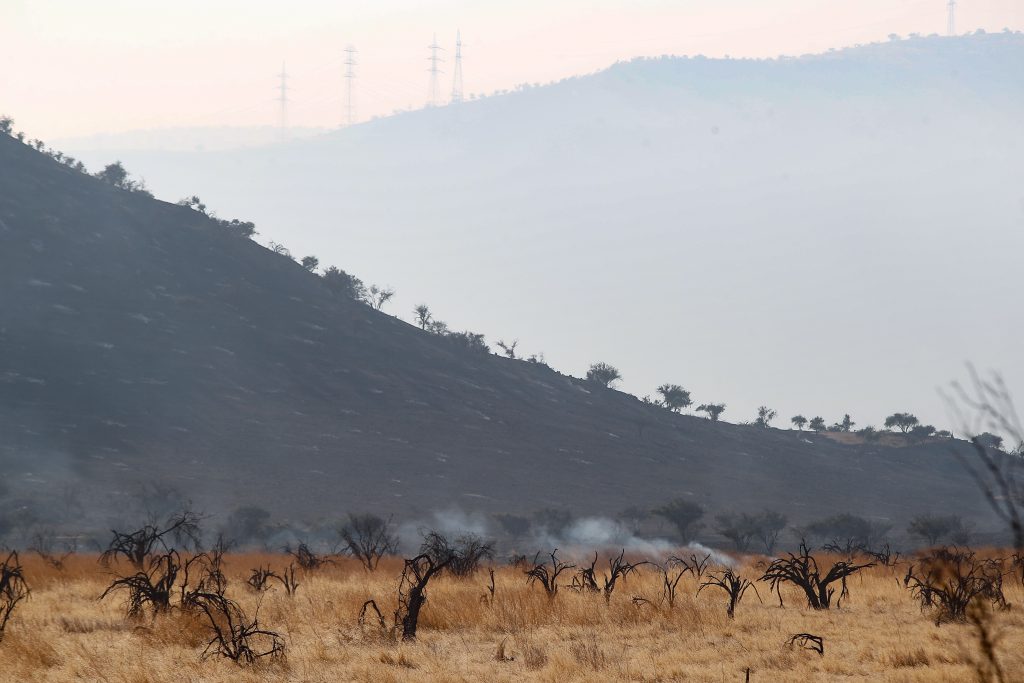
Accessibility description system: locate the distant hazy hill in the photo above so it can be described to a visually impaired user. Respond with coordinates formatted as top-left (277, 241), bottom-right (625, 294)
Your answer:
top-left (0, 131), bottom-right (999, 540)
top-left (65, 33), bottom-right (1024, 431)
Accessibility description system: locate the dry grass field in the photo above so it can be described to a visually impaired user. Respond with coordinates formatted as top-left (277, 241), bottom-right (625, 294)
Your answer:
top-left (1, 549), bottom-right (1022, 682)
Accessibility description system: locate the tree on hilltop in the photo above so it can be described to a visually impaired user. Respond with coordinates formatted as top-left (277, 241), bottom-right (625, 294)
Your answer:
top-left (884, 413), bottom-right (919, 433)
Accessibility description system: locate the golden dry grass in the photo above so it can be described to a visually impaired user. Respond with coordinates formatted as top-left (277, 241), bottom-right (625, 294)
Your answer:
top-left (2, 551), bottom-right (1022, 682)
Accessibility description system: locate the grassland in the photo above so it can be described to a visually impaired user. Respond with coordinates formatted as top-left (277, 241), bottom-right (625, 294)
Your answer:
top-left (2, 550), bottom-right (1021, 682)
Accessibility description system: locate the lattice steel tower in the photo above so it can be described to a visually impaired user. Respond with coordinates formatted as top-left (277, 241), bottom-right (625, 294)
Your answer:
top-left (947, 0), bottom-right (957, 36)
top-left (451, 30), bottom-right (464, 103)
top-left (276, 61), bottom-right (290, 140)
top-left (427, 33), bottom-right (444, 107)
top-left (343, 45), bottom-right (358, 126)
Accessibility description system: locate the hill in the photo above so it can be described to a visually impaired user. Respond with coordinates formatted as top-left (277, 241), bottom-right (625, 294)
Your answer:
top-left (63, 32), bottom-right (1024, 431)
top-left (0, 130), bottom-right (1001, 543)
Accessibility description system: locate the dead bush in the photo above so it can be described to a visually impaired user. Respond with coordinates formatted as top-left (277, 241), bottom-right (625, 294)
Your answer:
top-left (100, 510), bottom-right (201, 570)
top-left (246, 566), bottom-right (277, 592)
top-left (699, 568), bottom-right (760, 618)
top-left (525, 550), bottom-right (575, 599)
top-left (787, 633), bottom-right (824, 656)
top-left (421, 531), bottom-right (494, 577)
top-left (395, 552), bottom-right (454, 640)
top-left (570, 550), bottom-right (645, 603)
top-left (286, 542), bottom-right (332, 572)
top-left (276, 563), bottom-right (300, 597)
top-left (659, 562), bottom-right (688, 608)
top-left (670, 551), bottom-right (712, 579)
top-left (357, 531), bottom-right (477, 641)
top-left (0, 551), bottom-right (29, 643)
top-left (760, 541), bottom-right (873, 609)
top-left (29, 530), bottom-right (76, 571)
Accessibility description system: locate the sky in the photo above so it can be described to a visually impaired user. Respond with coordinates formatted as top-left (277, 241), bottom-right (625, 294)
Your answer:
top-left (3, 0), bottom-right (1024, 140)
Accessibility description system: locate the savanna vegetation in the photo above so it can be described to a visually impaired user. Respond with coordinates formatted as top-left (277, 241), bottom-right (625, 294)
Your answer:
top-left (1, 537), bottom-right (1021, 682)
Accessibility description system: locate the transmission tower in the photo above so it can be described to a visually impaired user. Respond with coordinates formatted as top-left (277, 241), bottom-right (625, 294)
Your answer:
top-left (451, 30), bottom-right (464, 103)
top-left (343, 45), bottom-right (357, 126)
top-left (427, 33), bottom-right (445, 107)
top-left (276, 61), bottom-right (290, 140)
top-left (947, 0), bottom-right (957, 36)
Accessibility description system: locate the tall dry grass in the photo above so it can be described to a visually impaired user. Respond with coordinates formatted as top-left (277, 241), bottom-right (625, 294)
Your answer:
top-left (1, 550), bottom-right (1021, 682)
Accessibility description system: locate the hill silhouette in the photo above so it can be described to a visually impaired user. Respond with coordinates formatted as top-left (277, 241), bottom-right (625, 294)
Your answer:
top-left (0, 130), bottom-right (999, 540)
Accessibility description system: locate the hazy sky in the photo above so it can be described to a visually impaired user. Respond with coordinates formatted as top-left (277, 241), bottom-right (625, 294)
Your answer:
top-left (3, 0), bottom-right (1023, 140)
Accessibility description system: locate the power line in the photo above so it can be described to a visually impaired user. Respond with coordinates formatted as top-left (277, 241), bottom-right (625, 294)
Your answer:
top-left (451, 30), bottom-right (464, 104)
top-left (427, 33), bottom-right (445, 107)
top-left (343, 45), bottom-right (358, 126)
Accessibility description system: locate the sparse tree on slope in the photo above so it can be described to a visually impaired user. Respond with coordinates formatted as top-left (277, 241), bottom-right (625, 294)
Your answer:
top-left (496, 340), bottom-right (519, 359)
top-left (300, 255), bottom-right (319, 272)
top-left (974, 432), bottom-right (1004, 451)
top-left (322, 266), bottom-right (366, 300)
top-left (95, 161), bottom-right (130, 188)
top-left (808, 416), bottom-right (826, 432)
top-left (657, 384), bottom-right (692, 413)
top-left (447, 331), bottom-right (489, 353)
top-left (791, 415), bottom-right (808, 431)
top-left (426, 320), bottom-right (449, 335)
top-left (587, 362), bottom-right (621, 388)
top-left (365, 285), bottom-right (395, 311)
top-left (414, 305), bottom-right (432, 330)
top-left (696, 403), bottom-right (726, 421)
top-left (177, 195), bottom-right (208, 214)
top-left (754, 406), bottom-right (777, 428)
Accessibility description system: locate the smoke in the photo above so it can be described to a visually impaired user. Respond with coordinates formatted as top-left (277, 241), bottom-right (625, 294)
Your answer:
top-left (397, 507), bottom-right (492, 552)
top-left (532, 517), bottom-right (674, 559)
top-left (396, 508), bottom-right (735, 565)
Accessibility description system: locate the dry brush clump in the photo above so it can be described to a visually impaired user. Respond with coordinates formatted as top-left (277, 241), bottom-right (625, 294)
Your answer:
top-left (903, 546), bottom-right (1010, 624)
top-left (94, 514), bottom-right (288, 666)
top-left (190, 590), bottom-right (285, 663)
top-left (100, 549), bottom-right (181, 617)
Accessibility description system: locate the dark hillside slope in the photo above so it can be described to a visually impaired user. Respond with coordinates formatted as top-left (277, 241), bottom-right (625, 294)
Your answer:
top-left (0, 134), bottom-right (996, 534)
